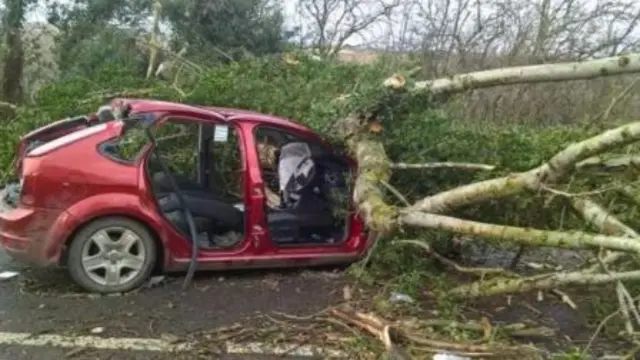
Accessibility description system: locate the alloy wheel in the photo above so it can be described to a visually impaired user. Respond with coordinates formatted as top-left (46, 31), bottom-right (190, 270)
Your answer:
top-left (80, 227), bottom-right (147, 287)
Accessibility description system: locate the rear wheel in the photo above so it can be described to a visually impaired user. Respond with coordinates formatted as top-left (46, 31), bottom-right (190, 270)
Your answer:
top-left (66, 217), bottom-right (157, 293)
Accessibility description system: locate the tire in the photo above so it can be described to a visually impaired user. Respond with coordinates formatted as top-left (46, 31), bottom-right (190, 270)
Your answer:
top-left (66, 217), bottom-right (157, 293)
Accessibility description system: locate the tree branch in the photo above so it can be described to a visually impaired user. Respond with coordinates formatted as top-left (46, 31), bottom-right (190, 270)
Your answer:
top-left (576, 155), bottom-right (640, 171)
top-left (400, 211), bottom-right (640, 254)
top-left (414, 54), bottom-right (640, 95)
top-left (0, 101), bottom-right (17, 111)
top-left (411, 121), bottom-right (640, 213)
top-left (449, 268), bottom-right (640, 298)
top-left (145, 0), bottom-right (162, 79)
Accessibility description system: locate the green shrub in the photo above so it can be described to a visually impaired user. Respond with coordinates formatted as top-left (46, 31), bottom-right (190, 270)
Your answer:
top-left (2, 56), bottom-right (632, 233)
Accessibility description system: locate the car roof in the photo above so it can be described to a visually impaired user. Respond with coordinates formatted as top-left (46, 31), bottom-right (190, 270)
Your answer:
top-left (116, 98), bottom-right (313, 133)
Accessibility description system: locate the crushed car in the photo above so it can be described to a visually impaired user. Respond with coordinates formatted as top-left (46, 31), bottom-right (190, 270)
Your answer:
top-left (0, 99), bottom-right (371, 293)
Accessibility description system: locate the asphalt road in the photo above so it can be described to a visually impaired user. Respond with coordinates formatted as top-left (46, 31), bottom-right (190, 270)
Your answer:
top-left (0, 250), bottom-right (349, 359)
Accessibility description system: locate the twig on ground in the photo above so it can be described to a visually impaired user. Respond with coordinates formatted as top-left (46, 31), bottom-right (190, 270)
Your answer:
top-left (270, 303), bottom-right (349, 322)
top-left (582, 308), bottom-right (623, 356)
top-left (330, 309), bottom-right (411, 360)
top-left (329, 309), bottom-right (543, 359)
top-left (509, 246), bottom-right (527, 269)
top-left (616, 282), bottom-right (640, 334)
top-left (550, 289), bottom-right (578, 309)
top-left (399, 318), bottom-right (555, 338)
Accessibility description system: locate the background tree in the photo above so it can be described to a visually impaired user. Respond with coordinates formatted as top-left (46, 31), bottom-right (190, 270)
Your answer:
top-left (45, 0), bottom-right (152, 78)
top-left (294, 0), bottom-right (399, 57)
top-left (162, 0), bottom-right (291, 63)
top-left (1, 0), bottom-right (34, 104)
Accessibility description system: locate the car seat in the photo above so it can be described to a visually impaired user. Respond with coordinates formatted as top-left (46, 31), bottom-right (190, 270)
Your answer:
top-left (151, 171), bottom-right (244, 247)
top-left (267, 142), bottom-right (335, 243)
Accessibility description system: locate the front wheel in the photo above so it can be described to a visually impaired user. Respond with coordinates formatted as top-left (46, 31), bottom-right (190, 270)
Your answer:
top-left (66, 217), bottom-right (157, 293)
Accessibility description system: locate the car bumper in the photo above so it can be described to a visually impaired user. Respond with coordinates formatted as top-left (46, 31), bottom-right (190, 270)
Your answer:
top-left (0, 189), bottom-right (71, 266)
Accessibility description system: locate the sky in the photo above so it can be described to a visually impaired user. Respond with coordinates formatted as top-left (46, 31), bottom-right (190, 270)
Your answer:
top-left (23, 0), bottom-right (381, 47)
top-left (25, 0), bottom-right (302, 21)
top-left (23, 0), bottom-right (640, 52)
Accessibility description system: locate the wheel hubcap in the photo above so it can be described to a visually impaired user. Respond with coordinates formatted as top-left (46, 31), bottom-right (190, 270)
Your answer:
top-left (81, 227), bottom-right (146, 287)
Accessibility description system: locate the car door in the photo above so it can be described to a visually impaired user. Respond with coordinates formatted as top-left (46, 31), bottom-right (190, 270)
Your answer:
top-left (135, 112), bottom-right (252, 253)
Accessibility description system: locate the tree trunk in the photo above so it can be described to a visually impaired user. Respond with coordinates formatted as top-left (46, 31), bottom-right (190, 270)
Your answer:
top-left (146, 0), bottom-right (162, 79)
top-left (413, 54), bottom-right (640, 95)
top-left (1, 0), bottom-right (26, 105)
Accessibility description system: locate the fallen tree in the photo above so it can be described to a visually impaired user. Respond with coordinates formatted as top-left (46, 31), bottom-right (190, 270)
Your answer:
top-left (327, 53), bottom-right (640, 283)
top-left (10, 51), bottom-right (640, 357)
top-left (317, 54), bottom-right (640, 353)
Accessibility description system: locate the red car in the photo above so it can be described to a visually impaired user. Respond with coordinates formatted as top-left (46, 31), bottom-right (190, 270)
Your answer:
top-left (0, 99), bottom-right (370, 293)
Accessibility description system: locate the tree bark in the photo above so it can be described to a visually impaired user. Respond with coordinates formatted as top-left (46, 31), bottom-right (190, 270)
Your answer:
top-left (2, 0), bottom-right (26, 104)
top-left (146, 0), bottom-right (162, 79)
top-left (449, 268), bottom-right (640, 298)
top-left (577, 155), bottom-right (640, 170)
top-left (569, 198), bottom-right (640, 268)
top-left (413, 54), bottom-right (640, 95)
top-left (400, 211), bottom-right (640, 254)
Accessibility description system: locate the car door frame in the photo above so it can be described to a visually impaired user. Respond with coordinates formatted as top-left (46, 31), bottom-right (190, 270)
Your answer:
top-left (136, 110), bottom-right (256, 258)
top-left (245, 121), bottom-right (362, 251)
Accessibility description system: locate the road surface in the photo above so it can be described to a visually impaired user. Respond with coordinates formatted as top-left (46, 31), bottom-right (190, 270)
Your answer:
top-left (0, 250), bottom-right (349, 359)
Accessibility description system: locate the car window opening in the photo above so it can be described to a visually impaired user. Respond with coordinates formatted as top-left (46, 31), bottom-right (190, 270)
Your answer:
top-left (146, 117), bottom-right (246, 250)
top-left (254, 126), bottom-right (353, 246)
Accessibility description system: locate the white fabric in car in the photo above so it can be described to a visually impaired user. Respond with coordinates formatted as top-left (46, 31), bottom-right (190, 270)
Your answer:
top-left (278, 142), bottom-right (314, 197)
